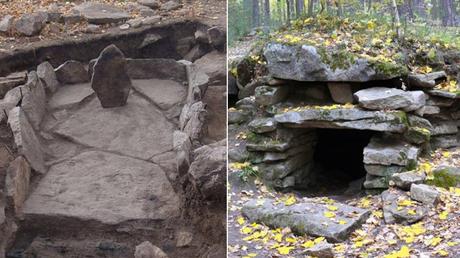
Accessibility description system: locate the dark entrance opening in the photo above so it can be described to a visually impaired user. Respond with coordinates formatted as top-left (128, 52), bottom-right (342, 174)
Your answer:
top-left (308, 129), bottom-right (375, 196)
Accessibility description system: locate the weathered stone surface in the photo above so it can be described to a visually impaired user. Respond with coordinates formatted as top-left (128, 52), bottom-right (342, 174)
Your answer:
top-left (133, 79), bottom-right (186, 110)
top-left (135, 241), bottom-right (168, 258)
top-left (73, 2), bottom-right (130, 24)
top-left (189, 140), bottom-right (226, 200)
top-left (391, 171), bottom-right (426, 190)
top-left (327, 82), bottom-right (354, 104)
top-left (263, 145), bottom-right (311, 162)
top-left (248, 117), bottom-right (277, 133)
top-left (242, 198), bottom-right (370, 242)
top-left (24, 151), bottom-right (180, 225)
top-left (0, 71), bottom-right (27, 99)
top-left (92, 45), bottom-right (132, 108)
top-left (14, 12), bottom-right (47, 36)
top-left (430, 121), bottom-right (458, 136)
top-left (161, 1), bottom-right (182, 11)
top-left (354, 87), bottom-right (425, 111)
top-left (255, 85), bottom-right (288, 106)
top-left (55, 60), bottom-right (89, 84)
top-left (404, 126), bottom-right (431, 144)
top-left (138, 0), bottom-right (160, 9)
top-left (258, 152), bottom-right (312, 181)
top-left (228, 109), bottom-right (251, 124)
top-left (264, 43), bottom-right (405, 82)
top-left (431, 135), bottom-right (459, 149)
top-left (8, 107), bottom-right (46, 174)
top-left (246, 131), bottom-right (316, 152)
top-left (0, 15), bottom-right (14, 33)
top-left (53, 95), bottom-right (173, 160)
top-left (407, 71), bottom-right (447, 88)
top-left (302, 241), bottom-right (334, 258)
top-left (37, 61), bottom-right (59, 94)
top-left (415, 105), bottom-right (440, 116)
top-left (363, 137), bottom-right (419, 166)
top-left (365, 164), bottom-right (405, 177)
top-left (194, 51), bottom-right (226, 85)
top-left (410, 184), bottom-right (439, 205)
top-left (207, 26), bottom-right (225, 50)
top-left (176, 231), bottom-right (193, 247)
top-left (382, 189), bottom-right (427, 224)
top-left (181, 101), bottom-right (207, 143)
top-left (5, 156), bottom-right (31, 214)
top-left (363, 174), bottom-right (390, 189)
top-left (20, 71), bottom-right (47, 131)
top-left (407, 115), bottom-right (432, 129)
top-left (429, 166), bottom-right (460, 188)
top-left (126, 59), bottom-right (187, 82)
top-left (173, 130), bottom-right (191, 176)
top-left (427, 89), bottom-right (459, 99)
top-left (47, 83), bottom-right (94, 110)
top-left (426, 95), bottom-right (455, 107)
top-left (275, 107), bottom-right (408, 132)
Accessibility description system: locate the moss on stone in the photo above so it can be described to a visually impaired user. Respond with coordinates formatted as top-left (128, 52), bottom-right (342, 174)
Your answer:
top-left (426, 168), bottom-right (460, 188)
top-left (370, 59), bottom-right (409, 78)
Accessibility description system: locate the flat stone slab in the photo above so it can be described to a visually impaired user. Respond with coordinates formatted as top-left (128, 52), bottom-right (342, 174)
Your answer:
top-left (23, 151), bottom-right (180, 225)
top-left (364, 137), bottom-right (419, 166)
top-left (242, 198), bottom-right (370, 242)
top-left (73, 2), bottom-right (131, 25)
top-left (274, 107), bottom-right (408, 132)
top-left (133, 79), bottom-right (186, 110)
top-left (47, 83), bottom-right (94, 110)
top-left (53, 94), bottom-right (173, 160)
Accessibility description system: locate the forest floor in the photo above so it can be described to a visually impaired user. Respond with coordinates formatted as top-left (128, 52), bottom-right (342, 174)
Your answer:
top-left (0, 0), bottom-right (226, 50)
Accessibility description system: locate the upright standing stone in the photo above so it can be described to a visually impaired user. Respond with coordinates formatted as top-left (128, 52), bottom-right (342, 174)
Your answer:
top-left (91, 45), bottom-right (132, 108)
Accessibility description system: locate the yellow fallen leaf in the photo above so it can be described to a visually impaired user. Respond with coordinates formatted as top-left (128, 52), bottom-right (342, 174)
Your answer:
top-left (436, 250), bottom-right (449, 257)
top-left (277, 246), bottom-right (293, 255)
top-left (358, 197), bottom-right (371, 208)
top-left (324, 211), bottom-right (336, 218)
top-left (397, 199), bottom-right (415, 207)
top-left (442, 151), bottom-right (451, 158)
top-left (439, 211), bottom-right (448, 220)
top-left (384, 245), bottom-right (410, 258)
top-left (302, 240), bottom-right (315, 248)
top-left (407, 209), bottom-right (417, 215)
top-left (284, 195), bottom-right (296, 206)
top-left (447, 241), bottom-right (458, 246)
top-left (237, 217), bottom-right (245, 225)
top-left (335, 243), bottom-right (345, 253)
top-left (241, 226), bottom-right (252, 234)
top-left (427, 236), bottom-right (442, 247)
top-left (327, 205), bottom-right (338, 211)
top-left (246, 253), bottom-right (257, 258)
top-left (314, 237), bottom-right (325, 244)
top-left (273, 233), bottom-right (283, 242)
top-left (285, 237), bottom-right (297, 243)
top-left (338, 220), bottom-right (347, 225)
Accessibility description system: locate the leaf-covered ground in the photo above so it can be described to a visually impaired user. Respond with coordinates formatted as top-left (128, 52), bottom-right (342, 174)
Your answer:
top-left (228, 143), bottom-right (460, 258)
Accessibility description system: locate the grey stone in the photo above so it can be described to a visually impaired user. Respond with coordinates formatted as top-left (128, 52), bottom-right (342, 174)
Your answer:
top-left (161, 1), bottom-right (182, 11)
top-left (37, 61), bottom-right (59, 94)
top-left (133, 79), bottom-right (186, 110)
top-left (182, 101), bottom-right (207, 144)
top-left (0, 71), bottom-right (27, 99)
top-left (21, 71), bottom-right (46, 130)
top-left (228, 145), bottom-right (249, 162)
top-left (328, 82), bottom-right (354, 104)
top-left (186, 63), bottom-right (209, 103)
top-left (258, 152), bottom-right (312, 181)
top-left (354, 87), bottom-right (425, 111)
top-left (430, 121), bottom-right (458, 136)
top-left (189, 141), bottom-right (226, 200)
top-left (0, 15), bottom-right (14, 33)
top-left (391, 171), bottom-right (426, 190)
top-left (139, 33), bottom-right (163, 48)
top-left (141, 15), bottom-right (161, 25)
top-left (127, 18), bottom-right (143, 28)
top-left (363, 174), bottom-right (390, 189)
top-left (407, 71), bottom-right (447, 88)
top-left (382, 189), bottom-right (427, 224)
top-left (365, 164), bottom-right (405, 177)
top-left (242, 198), bottom-right (370, 242)
top-left (47, 83), bottom-right (94, 110)
top-left (228, 109), bottom-right (251, 124)
top-left (263, 145), bottom-right (312, 162)
top-left (427, 89), bottom-right (459, 99)
top-left (275, 107), bottom-right (408, 133)
top-left (119, 24), bottom-right (130, 30)
top-left (410, 184), bottom-right (439, 205)
top-left (91, 45), bottom-right (132, 108)
top-left (431, 135), bottom-right (459, 149)
top-left (53, 95), bottom-right (173, 160)
top-left (14, 12), bottom-right (47, 36)
top-left (5, 156), bottom-right (31, 214)
top-left (415, 105), bottom-right (440, 116)
top-left (264, 43), bottom-right (405, 82)
top-left (363, 137), bottom-right (419, 166)
top-left (176, 231), bottom-right (193, 247)
top-left (302, 241), bottom-right (334, 258)
top-left (248, 117), bottom-right (277, 133)
top-left (207, 26), bottom-right (225, 49)
top-left (135, 241), bottom-right (168, 258)
top-left (63, 13), bottom-right (84, 24)
top-left (426, 95), bottom-right (455, 107)
top-left (255, 86), bottom-right (288, 106)
top-left (73, 2), bottom-right (130, 24)
top-left (246, 131), bottom-right (316, 152)
top-left (126, 59), bottom-right (187, 82)
top-left (55, 60), bottom-right (89, 84)
top-left (430, 166), bottom-right (460, 188)
top-left (138, 0), bottom-right (160, 9)
top-left (24, 151), bottom-right (180, 225)
top-left (8, 107), bottom-right (46, 174)
top-left (194, 30), bottom-right (208, 44)
top-left (193, 51), bottom-right (226, 85)
top-left (408, 115), bottom-right (432, 129)
top-left (298, 84), bottom-right (329, 100)
top-left (173, 130), bottom-right (191, 176)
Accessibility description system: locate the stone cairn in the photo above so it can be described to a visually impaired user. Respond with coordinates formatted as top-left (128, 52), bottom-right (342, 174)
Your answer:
top-left (230, 42), bottom-right (459, 191)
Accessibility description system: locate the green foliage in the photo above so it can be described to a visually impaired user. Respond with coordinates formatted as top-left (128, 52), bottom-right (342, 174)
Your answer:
top-left (238, 165), bottom-right (259, 182)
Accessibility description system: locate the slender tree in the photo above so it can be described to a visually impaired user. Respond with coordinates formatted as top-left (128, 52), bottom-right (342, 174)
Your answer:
top-left (286, 0), bottom-right (292, 23)
top-left (264, 0), bottom-right (271, 28)
top-left (252, 0), bottom-right (260, 28)
top-left (308, 0), bottom-right (315, 16)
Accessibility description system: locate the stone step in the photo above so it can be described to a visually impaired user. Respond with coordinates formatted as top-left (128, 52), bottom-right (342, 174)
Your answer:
top-left (242, 198), bottom-right (370, 242)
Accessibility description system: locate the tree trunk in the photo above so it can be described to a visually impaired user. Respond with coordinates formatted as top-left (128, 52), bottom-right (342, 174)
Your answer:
top-left (264, 0), bottom-right (270, 28)
top-left (441, 0), bottom-right (454, 26)
top-left (296, 0), bottom-right (304, 17)
top-left (252, 0), bottom-right (260, 28)
top-left (308, 0), bottom-right (314, 16)
top-left (286, 0), bottom-right (291, 23)
top-left (391, 0), bottom-right (401, 37)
